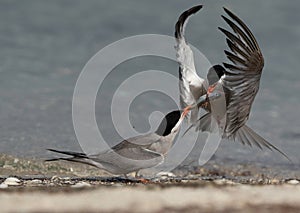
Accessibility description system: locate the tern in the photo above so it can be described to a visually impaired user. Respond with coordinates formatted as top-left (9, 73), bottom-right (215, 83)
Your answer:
top-left (175, 5), bottom-right (290, 160)
top-left (46, 108), bottom-right (193, 177)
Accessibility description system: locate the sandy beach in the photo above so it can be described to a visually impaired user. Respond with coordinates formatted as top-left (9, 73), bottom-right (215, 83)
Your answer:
top-left (0, 154), bottom-right (299, 213)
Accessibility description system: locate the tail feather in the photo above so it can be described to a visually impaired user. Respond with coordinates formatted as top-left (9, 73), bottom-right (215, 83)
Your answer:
top-left (234, 127), bottom-right (251, 147)
top-left (182, 114), bottom-right (292, 162)
top-left (47, 148), bottom-right (87, 158)
top-left (45, 157), bottom-right (74, 162)
top-left (46, 149), bottom-right (102, 168)
top-left (235, 125), bottom-right (292, 162)
top-left (46, 148), bottom-right (88, 163)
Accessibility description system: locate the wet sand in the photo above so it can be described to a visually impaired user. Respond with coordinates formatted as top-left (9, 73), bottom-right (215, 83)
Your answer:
top-left (0, 154), bottom-right (299, 213)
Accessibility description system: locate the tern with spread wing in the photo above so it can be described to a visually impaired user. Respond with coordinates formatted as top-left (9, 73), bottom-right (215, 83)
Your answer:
top-left (175, 5), bottom-right (290, 160)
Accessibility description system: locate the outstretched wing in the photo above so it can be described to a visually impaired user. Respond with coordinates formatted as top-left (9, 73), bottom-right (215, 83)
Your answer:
top-left (183, 8), bottom-right (290, 161)
top-left (175, 5), bottom-right (206, 123)
top-left (219, 7), bottom-right (264, 136)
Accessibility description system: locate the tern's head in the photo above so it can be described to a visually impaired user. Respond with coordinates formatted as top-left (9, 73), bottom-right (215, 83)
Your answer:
top-left (207, 65), bottom-right (225, 85)
top-left (155, 110), bottom-right (181, 136)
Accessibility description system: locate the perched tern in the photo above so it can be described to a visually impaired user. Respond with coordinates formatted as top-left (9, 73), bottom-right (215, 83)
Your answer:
top-left (47, 108), bottom-right (192, 177)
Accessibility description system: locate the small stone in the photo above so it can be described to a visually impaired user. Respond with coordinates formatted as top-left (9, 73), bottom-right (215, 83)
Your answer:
top-left (3, 177), bottom-right (21, 186)
top-left (214, 179), bottom-right (226, 185)
top-left (157, 176), bottom-right (169, 181)
top-left (258, 178), bottom-right (264, 184)
top-left (71, 182), bottom-right (91, 188)
top-left (225, 180), bottom-right (237, 185)
top-left (270, 179), bottom-right (280, 184)
top-left (214, 178), bottom-right (236, 185)
top-left (3, 165), bottom-right (14, 169)
top-left (28, 179), bottom-right (43, 184)
top-left (0, 183), bottom-right (8, 189)
top-left (61, 177), bottom-right (71, 180)
top-left (156, 172), bottom-right (176, 177)
top-left (287, 179), bottom-right (299, 185)
top-left (51, 176), bottom-right (61, 182)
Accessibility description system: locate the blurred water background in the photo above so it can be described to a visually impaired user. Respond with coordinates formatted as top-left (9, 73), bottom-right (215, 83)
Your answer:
top-left (0, 0), bottom-right (299, 173)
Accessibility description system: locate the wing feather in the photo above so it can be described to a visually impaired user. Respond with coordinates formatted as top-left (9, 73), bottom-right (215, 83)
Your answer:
top-left (219, 7), bottom-right (264, 137)
top-left (175, 5), bottom-right (206, 123)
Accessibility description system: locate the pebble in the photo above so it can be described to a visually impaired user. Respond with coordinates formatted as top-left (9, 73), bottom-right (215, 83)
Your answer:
top-left (51, 176), bottom-right (61, 182)
top-left (0, 183), bottom-right (8, 189)
top-left (155, 172), bottom-right (176, 177)
top-left (3, 177), bottom-right (21, 186)
top-left (270, 179), bottom-right (280, 184)
top-left (3, 165), bottom-right (14, 169)
top-left (287, 179), bottom-right (299, 185)
top-left (28, 179), bottom-right (43, 184)
top-left (71, 182), bottom-right (91, 188)
top-left (214, 179), bottom-right (236, 185)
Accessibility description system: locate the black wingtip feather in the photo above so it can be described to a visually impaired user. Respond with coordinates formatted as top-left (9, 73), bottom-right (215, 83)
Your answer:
top-left (221, 15), bottom-right (256, 51)
top-left (222, 6), bottom-right (260, 50)
top-left (226, 39), bottom-right (250, 60)
top-left (219, 27), bottom-right (251, 55)
top-left (223, 7), bottom-right (237, 20)
top-left (223, 7), bottom-right (231, 14)
top-left (175, 5), bottom-right (203, 39)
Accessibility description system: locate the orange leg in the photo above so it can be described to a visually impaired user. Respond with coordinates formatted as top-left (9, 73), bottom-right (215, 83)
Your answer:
top-left (138, 178), bottom-right (151, 184)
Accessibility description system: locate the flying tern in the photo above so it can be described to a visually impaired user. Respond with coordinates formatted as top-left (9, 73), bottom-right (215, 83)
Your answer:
top-left (175, 5), bottom-right (290, 160)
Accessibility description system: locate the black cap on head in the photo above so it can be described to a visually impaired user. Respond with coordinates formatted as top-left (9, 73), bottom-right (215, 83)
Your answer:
top-left (207, 65), bottom-right (225, 85)
top-left (155, 110), bottom-right (181, 136)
